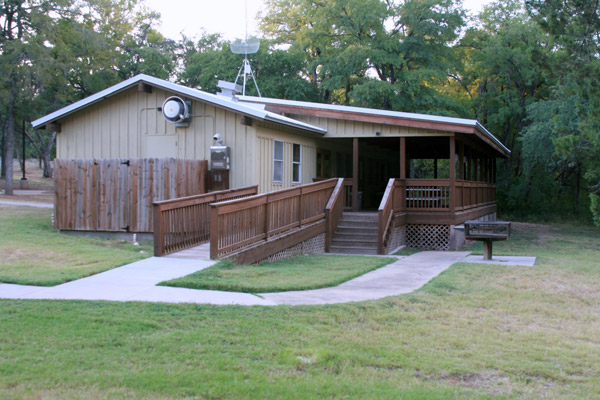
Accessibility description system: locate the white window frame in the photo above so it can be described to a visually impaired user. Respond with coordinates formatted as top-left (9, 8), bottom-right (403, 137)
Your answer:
top-left (273, 140), bottom-right (284, 183)
top-left (292, 143), bottom-right (302, 184)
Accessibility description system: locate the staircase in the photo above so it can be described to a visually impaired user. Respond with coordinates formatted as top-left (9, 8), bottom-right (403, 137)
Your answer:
top-left (330, 212), bottom-right (379, 255)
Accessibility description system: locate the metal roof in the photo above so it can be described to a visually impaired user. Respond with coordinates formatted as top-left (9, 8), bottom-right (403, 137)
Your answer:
top-left (31, 74), bottom-right (327, 135)
top-left (239, 96), bottom-right (511, 156)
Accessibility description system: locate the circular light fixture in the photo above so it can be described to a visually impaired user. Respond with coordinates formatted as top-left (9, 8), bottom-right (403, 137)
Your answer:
top-left (162, 96), bottom-right (190, 124)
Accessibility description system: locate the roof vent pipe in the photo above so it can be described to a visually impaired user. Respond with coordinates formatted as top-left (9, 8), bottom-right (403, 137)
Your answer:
top-left (216, 81), bottom-right (242, 101)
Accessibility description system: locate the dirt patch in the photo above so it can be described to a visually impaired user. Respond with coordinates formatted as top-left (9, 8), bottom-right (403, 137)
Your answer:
top-left (438, 372), bottom-right (513, 396)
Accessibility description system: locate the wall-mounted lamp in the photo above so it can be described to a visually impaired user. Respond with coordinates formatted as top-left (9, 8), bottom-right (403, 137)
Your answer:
top-left (375, 131), bottom-right (381, 136)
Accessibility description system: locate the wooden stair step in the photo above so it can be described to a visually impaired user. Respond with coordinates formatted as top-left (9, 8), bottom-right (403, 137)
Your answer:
top-left (333, 232), bottom-right (379, 241)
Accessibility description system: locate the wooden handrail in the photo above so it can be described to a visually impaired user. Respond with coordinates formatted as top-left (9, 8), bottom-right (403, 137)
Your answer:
top-left (324, 178), bottom-right (345, 252)
top-left (378, 178), bottom-right (396, 254)
top-left (210, 179), bottom-right (339, 260)
top-left (153, 185), bottom-right (259, 256)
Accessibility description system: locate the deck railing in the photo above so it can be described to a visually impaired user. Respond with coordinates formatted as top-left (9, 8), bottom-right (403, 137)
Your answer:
top-left (325, 178), bottom-right (346, 252)
top-left (377, 178), bottom-right (396, 254)
top-left (454, 180), bottom-right (496, 211)
top-left (210, 179), bottom-right (338, 260)
top-left (342, 178), bottom-right (353, 210)
top-left (153, 186), bottom-right (258, 256)
top-left (377, 178), bottom-right (495, 253)
top-left (403, 179), bottom-right (451, 210)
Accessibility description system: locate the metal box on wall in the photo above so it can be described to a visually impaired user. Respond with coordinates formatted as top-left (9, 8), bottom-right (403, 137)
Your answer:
top-left (209, 143), bottom-right (230, 191)
top-left (210, 145), bottom-right (230, 170)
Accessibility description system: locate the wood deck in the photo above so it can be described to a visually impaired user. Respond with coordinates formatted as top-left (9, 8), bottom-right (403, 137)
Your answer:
top-left (166, 242), bottom-right (211, 260)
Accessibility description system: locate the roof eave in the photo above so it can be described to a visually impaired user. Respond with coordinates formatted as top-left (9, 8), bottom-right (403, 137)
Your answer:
top-left (475, 122), bottom-right (511, 158)
top-left (32, 75), bottom-right (325, 135)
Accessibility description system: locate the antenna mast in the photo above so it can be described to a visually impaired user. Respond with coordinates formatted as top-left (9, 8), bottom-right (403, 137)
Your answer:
top-left (231, 0), bottom-right (261, 97)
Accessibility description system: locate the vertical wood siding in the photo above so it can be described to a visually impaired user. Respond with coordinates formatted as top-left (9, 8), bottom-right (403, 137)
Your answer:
top-left (54, 158), bottom-right (207, 233)
top-left (255, 127), bottom-right (318, 193)
top-left (56, 87), bottom-right (257, 189)
top-left (291, 114), bottom-right (452, 138)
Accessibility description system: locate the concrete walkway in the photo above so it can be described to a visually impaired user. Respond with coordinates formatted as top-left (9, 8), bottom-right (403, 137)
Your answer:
top-left (0, 257), bottom-right (274, 306)
top-left (259, 251), bottom-right (470, 305)
top-left (0, 251), bottom-right (472, 306)
top-left (0, 200), bottom-right (53, 208)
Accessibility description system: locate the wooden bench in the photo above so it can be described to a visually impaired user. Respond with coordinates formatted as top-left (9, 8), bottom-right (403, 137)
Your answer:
top-left (464, 221), bottom-right (511, 260)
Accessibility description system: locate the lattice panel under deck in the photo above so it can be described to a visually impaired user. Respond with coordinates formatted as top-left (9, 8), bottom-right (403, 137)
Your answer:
top-left (406, 224), bottom-right (450, 250)
top-left (264, 233), bottom-right (326, 263)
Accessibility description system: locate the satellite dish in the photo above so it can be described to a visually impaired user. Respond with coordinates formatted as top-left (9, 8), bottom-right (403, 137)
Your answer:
top-left (162, 96), bottom-right (191, 127)
top-left (231, 36), bottom-right (262, 97)
top-left (230, 37), bottom-right (260, 55)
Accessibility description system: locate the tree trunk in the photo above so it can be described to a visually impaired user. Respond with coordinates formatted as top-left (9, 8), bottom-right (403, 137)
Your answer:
top-left (40, 131), bottom-right (56, 178)
top-left (1, 126), bottom-right (5, 179)
top-left (42, 152), bottom-right (53, 178)
top-left (575, 163), bottom-right (581, 216)
top-left (4, 103), bottom-right (15, 195)
top-left (25, 129), bottom-right (56, 178)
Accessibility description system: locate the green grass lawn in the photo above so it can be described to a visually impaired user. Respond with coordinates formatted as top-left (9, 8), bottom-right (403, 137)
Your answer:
top-left (161, 255), bottom-right (396, 293)
top-left (0, 205), bottom-right (152, 286)
top-left (1, 221), bottom-right (599, 399)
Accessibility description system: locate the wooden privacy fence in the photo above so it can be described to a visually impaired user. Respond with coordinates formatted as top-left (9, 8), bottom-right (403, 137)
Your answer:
top-left (210, 178), bottom-right (340, 260)
top-left (153, 186), bottom-right (258, 256)
top-left (54, 158), bottom-right (207, 232)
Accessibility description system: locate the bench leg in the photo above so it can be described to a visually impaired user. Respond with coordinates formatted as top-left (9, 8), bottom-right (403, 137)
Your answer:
top-left (483, 240), bottom-right (492, 260)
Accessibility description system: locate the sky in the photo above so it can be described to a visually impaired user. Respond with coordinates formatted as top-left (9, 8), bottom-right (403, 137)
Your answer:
top-left (145, 0), bottom-right (496, 41)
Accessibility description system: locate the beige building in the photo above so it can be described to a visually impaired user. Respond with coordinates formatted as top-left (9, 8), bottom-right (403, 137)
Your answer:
top-left (34, 74), bottom-right (510, 254)
top-left (34, 74), bottom-right (508, 200)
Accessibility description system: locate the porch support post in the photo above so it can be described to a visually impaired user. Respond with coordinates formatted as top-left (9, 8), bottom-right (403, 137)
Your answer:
top-left (492, 157), bottom-right (496, 183)
top-left (433, 159), bottom-right (438, 179)
top-left (353, 137), bottom-right (359, 212)
top-left (449, 136), bottom-right (456, 213)
top-left (458, 140), bottom-right (465, 180)
top-left (400, 137), bottom-right (407, 179)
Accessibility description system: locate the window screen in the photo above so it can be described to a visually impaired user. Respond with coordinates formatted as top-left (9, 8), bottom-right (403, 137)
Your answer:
top-left (273, 140), bottom-right (284, 182)
top-left (292, 144), bottom-right (301, 183)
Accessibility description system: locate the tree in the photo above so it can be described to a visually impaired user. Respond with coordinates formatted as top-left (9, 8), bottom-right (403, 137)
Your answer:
top-left (524, 0), bottom-right (600, 222)
top-left (178, 32), bottom-right (320, 101)
top-left (260, 0), bottom-right (466, 114)
top-left (0, 0), bottom-right (74, 192)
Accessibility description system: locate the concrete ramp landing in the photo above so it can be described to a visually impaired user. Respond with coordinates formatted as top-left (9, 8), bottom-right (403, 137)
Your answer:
top-left (260, 251), bottom-right (470, 305)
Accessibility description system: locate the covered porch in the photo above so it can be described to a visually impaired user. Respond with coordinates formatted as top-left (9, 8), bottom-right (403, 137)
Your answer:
top-left (330, 134), bottom-right (500, 218)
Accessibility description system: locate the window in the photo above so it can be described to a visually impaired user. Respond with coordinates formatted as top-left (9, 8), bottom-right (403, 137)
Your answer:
top-left (293, 143), bottom-right (302, 183)
top-left (273, 140), bottom-right (283, 182)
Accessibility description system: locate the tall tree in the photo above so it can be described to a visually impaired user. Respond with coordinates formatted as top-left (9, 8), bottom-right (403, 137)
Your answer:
top-left (179, 32), bottom-right (320, 101)
top-left (0, 0), bottom-right (73, 192)
top-left (261, 0), bottom-right (466, 114)
top-left (524, 0), bottom-right (600, 221)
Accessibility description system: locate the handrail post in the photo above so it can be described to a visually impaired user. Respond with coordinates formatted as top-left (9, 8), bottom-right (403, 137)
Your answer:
top-left (325, 178), bottom-right (344, 253)
top-left (153, 203), bottom-right (164, 256)
top-left (377, 208), bottom-right (384, 254)
top-left (209, 204), bottom-right (219, 260)
top-left (449, 136), bottom-right (456, 213)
